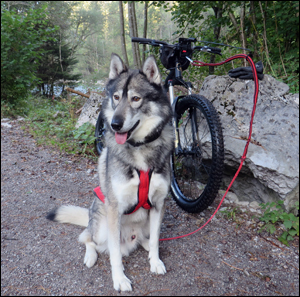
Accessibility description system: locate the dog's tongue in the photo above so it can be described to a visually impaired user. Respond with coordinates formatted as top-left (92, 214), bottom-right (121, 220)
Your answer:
top-left (115, 132), bottom-right (128, 144)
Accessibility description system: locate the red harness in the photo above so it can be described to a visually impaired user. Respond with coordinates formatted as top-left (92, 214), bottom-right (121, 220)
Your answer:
top-left (93, 169), bottom-right (152, 215)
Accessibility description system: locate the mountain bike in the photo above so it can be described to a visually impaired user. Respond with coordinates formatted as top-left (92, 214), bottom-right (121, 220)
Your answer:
top-left (95, 37), bottom-right (225, 213)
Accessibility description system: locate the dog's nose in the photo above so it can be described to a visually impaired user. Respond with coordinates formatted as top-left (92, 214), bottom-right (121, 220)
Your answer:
top-left (111, 116), bottom-right (124, 131)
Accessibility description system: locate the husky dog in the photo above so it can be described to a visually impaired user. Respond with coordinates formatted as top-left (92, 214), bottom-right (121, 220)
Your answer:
top-left (47, 53), bottom-right (174, 291)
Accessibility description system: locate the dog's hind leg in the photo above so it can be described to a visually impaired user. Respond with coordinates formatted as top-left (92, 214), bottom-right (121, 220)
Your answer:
top-left (140, 238), bottom-right (150, 251)
top-left (78, 229), bottom-right (98, 268)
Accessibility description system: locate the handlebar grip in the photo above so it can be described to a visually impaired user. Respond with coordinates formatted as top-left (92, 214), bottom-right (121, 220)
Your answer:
top-left (132, 37), bottom-right (153, 43)
top-left (209, 46), bottom-right (222, 53)
top-left (131, 37), bottom-right (169, 46)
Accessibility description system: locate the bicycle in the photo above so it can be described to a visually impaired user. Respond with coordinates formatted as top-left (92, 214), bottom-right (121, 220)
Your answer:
top-left (95, 37), bottom-right (225, 213)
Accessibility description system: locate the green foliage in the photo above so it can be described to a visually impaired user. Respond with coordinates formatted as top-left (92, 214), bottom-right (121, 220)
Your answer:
top-left (23, 95), bottom-right (97, 158)
top-left (36, 40), bottom-right (82, 97)
top-left (258, 200), bottom-right (299, 246)
top-left (220, 207), bottom-right (240, 222)
top-left (1, 4), bottom-right (57, 104)
top-left (163, 1), bottom-right (299, 93)
top-left (1, 97), bottom-right (30, 118)
top-left (72, 122), bottom-right (96, 154)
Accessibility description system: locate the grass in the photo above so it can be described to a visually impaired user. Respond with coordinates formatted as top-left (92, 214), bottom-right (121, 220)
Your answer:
top-left (15, 95), bottom-right (99, 161)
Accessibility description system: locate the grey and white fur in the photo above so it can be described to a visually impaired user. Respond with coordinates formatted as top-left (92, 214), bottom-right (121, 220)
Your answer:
top-left (47, 53), bottom-right (174, 291)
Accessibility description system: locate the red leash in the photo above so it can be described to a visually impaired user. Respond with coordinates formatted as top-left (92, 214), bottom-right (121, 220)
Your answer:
top-left (160, 54), bottom-right (259, 241)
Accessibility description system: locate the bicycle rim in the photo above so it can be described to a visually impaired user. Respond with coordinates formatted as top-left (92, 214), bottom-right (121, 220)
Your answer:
top-left (171, 95), bottom-right (224, 213)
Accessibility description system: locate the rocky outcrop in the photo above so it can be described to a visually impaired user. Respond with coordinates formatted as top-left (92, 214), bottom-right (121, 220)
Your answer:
top-left (75, 92), bottom-right (104, 128)
top-left (199, 74), bottom-right (299, 212)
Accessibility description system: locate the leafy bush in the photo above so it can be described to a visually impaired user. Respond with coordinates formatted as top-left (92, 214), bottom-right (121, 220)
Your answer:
top-left (258, 200), bottom-right (299, 246)
top-left (72, 122), bottom-right (96, 154)
top-left (1, 5), bottom-right (57, 105)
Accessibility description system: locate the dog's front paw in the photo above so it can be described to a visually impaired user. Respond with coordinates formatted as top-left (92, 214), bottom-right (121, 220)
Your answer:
top-left (150, 258), bottom-right (166, 274)
top-left (113, 274), bottom-right (132, 292)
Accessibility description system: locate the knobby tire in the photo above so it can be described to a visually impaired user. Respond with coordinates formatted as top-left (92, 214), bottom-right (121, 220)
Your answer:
top-left (171, 95), bottom-right (224, 213)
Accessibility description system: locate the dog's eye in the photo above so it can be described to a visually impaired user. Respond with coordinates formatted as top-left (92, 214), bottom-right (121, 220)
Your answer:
top-left (132, 96), bottom-right (141, 102)
top-left (113, 95), bottom-right (120, 101)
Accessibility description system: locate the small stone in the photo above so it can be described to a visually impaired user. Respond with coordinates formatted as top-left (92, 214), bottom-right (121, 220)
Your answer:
top-left (249, 201), bottom-right (260, 209)
top-left (226, 192), bottom-right (239, 203)
top-left (244, 270), bottom-right (250, 276)
top-left (236, 201), bottom-right (249, 207)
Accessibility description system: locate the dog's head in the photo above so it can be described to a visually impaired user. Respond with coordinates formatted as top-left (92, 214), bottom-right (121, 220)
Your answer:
top-left (104, 54), bottom-right (171, 145)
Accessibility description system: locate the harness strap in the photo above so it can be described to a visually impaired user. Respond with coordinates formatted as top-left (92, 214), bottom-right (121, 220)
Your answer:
top-left (93, 186), bottom-right (105, 204)
top-left (132, 169), bottom-right (152, 212)
top-left (93, 169), bottom-right (152, 215)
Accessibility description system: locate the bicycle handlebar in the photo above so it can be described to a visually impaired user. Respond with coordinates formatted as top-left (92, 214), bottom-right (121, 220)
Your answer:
top-left (131, 37), bottom-right (170, 47)
top-left (131, 37), bottom-right (222, 55)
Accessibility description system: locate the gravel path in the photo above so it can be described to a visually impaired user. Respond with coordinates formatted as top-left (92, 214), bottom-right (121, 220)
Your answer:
top-left (1, 118), bottom-right (299, 296)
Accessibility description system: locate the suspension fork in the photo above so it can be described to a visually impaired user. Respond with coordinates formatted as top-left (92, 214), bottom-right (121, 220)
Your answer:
top-left (168, 80), bottom-right (181, 155)
top-left (190, 107), bottom-right (198, 144)
top-left (186, 83), bottom-right (199, 145)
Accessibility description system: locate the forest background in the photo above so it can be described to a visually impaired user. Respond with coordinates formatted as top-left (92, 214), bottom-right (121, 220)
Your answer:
top-left (1, 1), bottom-right (299, 155)
top-left (1, 1), bottom-right (299, 108)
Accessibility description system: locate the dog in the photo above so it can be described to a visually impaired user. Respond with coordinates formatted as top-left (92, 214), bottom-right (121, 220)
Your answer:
top-left (46, 53), bottom-right (174, 291)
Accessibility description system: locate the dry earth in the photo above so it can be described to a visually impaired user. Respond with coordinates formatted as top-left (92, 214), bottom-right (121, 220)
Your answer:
top-left (1, 118), bottom-right (299, 296)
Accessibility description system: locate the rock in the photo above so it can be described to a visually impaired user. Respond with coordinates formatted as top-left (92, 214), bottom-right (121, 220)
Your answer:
top-left (225, 192), bottom-right (239, 203)
top-left (199, 74), bottom-right (299, 212)
top-left (236, 201), bottom-right (249, 207)
top-left (76, 92), bottom-right (104, 128)
top-left (1, 122), bottom-right (12, 128)
top-left (285, 93), bottom-right (299, 106)
top-left (249, 201), bottom-right (261, 210)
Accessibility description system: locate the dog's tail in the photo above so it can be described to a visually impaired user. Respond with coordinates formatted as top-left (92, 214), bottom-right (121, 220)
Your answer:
top-left (46, 205), bottom-right (89, 227)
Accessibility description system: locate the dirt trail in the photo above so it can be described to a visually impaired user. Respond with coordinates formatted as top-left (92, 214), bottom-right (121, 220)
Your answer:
top-left (1, 119), bottom-right (299, 296)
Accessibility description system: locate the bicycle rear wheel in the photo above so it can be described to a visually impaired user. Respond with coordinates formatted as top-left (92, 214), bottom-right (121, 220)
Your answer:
top-left (95, 110), bottom-right (106, 155)
top-left (171, 95), bottom-right (224, 213)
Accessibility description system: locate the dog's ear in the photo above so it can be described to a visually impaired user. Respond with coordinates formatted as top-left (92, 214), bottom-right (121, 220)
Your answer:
top-left (109, 53), bottom-right (127, 80)
top-left (143, 56), bottom-right (161, 85)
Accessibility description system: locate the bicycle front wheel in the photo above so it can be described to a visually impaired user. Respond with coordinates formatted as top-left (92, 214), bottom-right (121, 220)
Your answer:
top-left (171, 95), bottom-right (224, 213)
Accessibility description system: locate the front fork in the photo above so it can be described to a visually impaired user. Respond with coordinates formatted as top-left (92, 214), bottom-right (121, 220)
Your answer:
top-left (168, 80), bottom-right (192, 155)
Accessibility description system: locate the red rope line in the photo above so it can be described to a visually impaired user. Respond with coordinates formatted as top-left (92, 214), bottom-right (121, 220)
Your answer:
top-left (160, 54), bottom-right (259, 241)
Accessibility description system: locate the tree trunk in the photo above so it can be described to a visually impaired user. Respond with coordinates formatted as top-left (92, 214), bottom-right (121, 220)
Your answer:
top-left (259, 1), bottom-right (270, 70)
top-left (209, 5), bottom-right (223, 74)
top-left (142, 2), bottom-right (148, 64)
top-left (228, 6), bottom-right (247, 66)
top-left (59, 30), bottom-right (64, 74)
top-left (128, 2), bottom-right (141, 69)
top-left (65, 87), bottom-right (90, 98)
top-left (240, 2), bottom-right (247, 66)
top-left (119, 1), bottom-right (129, 66)
top-left (250, 1), bottom-right (259, 60)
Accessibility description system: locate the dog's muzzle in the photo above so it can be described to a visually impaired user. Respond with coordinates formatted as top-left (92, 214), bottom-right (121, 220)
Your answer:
top-left (113, 120), bottom-right (140, 145)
